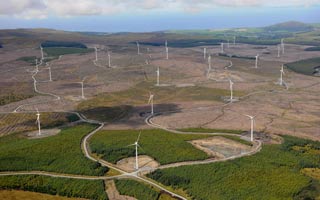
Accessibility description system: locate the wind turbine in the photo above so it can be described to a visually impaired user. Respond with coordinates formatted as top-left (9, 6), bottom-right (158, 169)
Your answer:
top-left (229, 79), bottom-right (234, 102)
top-left (244, 115), bottom-right (255, 142)
top-left (48, 66), bottom-right (52, 81)
top-left (127, 132), bottom-right (142, 170)
top-left (255, 54), bottom-right (259, 68)
top-left (78, 77), bottom-right (87, 99)
top-left (221, 43), bottom-right (224, 53)
top-left (107, 52), bottom-right (111, 68)
top-left (281, 39), bottom-right (285, 54)
top-left (279, 64), bottom-right (285, 86)
top-left (156, 67), bottom-right (160, 86)
top-left (148, 92), bottom-right (154, 115)
top-left (208, 55), bottom-right (212, 71)
top-left (94, 47), bottom-right (98, 61)
top-left (165, 40), bottom-right (169, 60)
top-left (40, 46), bottom-right (44, 60)
top-left (233, 36), bottom-right (236, 45)
top-left (35, 109), bottom-right (41, 136)
top-left (203, 48), bottom-right (207, 60)
top-left (136, 41), bottom-right (140, 55)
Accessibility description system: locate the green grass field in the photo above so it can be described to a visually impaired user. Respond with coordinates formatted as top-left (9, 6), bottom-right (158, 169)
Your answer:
top-left (286, 57), bottom-right (320, 76)
top-left (147, 136), bottom-right (320, 200)
top-left (0, 123), bottom-right (108, 176)
top-left (0, 93), bottom-right (34, 106)
top-left (115, 179), bottom-right (160, 200)
top-left (0, 175), bottom-right (107, 200)
top-left (43, 47), bottom-right (94, 58)
top-left (89, 129), bottom-right (212, 165)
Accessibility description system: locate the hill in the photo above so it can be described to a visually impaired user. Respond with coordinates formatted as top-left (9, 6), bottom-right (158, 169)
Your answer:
top-left (264, 21), bottom-right (314, 32)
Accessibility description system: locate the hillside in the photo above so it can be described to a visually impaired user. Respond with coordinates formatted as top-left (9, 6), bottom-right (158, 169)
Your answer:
top-left (264, 21), bottom-right (314, 32)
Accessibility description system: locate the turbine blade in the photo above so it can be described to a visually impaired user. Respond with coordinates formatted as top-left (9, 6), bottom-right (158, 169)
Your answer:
top-left (126, 144), bottom-right (136, 147)
top-left (136, 132), bottom-right (141, 143)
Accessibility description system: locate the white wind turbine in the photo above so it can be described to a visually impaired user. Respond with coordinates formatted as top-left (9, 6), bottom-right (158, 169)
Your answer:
top-left (78, 77), bottom-right (87, 99)
top-left (279, 64), bottom-right (285, 86)
top-left (107, 52), bottom-right (111, 68)
top-left (221, 43), bottom-right (224, 53)
top-left (233, 36), bottom-right (236, 45)
top-left (48, 66), bottom-right (52, 81)
top-left (207, 55), bottom-right (212, 76)
top-left (255, 54), bottom-right (259, 68)
top-left (127, 132), bottom-right (142, 170)
top-left (136, 41), bottom-right (140, 55)
top-left (35, 109), bottom-right (41, 136)
top-left (156, 67), bottom-right (160, 86)
top-left (165, 40), bottom-right (169, 60)
top-left (203, 48), bottom-right (207, 60)
top-left (281, 39), bottom-right (285, 54)
top-left (94, 47), bottom-right (98, 62)
top-left (229, 79), bottom-right (234, 102)
top-left (244, 115), bottom-right (255, 142)
top-left (40, 46), bottom-right (44, 60)
top-left (277, 45), bottom-right (281, 58)
top-left (148, 92), bottom-right (154, 115)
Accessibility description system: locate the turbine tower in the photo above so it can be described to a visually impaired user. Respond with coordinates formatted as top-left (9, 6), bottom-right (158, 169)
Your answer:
top-left (136, 41), bottom-right (140, 55)
top-left (281, 39), bottom-right (285, 54)
top-left (107, 52), bottom-right (111, 68)
top-left (203, 48), bottom-right (207, 60)
top-left (208, 55), bottom-right (212, 72)
top-left (148, 92), bottom-right (154, 115)
top-left (165, 40), bottom-right (169, 60)
top-left (94, 47), bottom-right (98, 61)
top-left (48, 66), bottom-right (52, 81)
top-left (221, 43), bottom-right (224, 53)
top-left (233, 36), bottom-right (236, 45)
top-left (255, 54), bottom-right (259, 68)
top-left (127, 132), bottom-right (142, 170)
top-left (229, 79), bottom-right (234, 102)
top-left (279, 64), bottom-right (285, 86)
top-left (36, 109), bottom-right (41, 136)
top-left (245, 115), bottom-right (255, 142)
top-left (156, 67), bottom-right (160, 86)
top-left (40, 46), bottom-right (44, 60)
top-left (79, 77), bottom-right (87, 99)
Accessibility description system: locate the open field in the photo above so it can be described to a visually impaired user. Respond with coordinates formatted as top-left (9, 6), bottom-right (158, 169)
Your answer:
top-left (89, 129), bottom-right (210, 165)
top-left (0, 175), bottom-right (107, 200)
top-left (0, 22), bottom-right (320, 200)
top-left (0, 123), bottom-right (108, 175)
top-left (148, 136), bottom-right (320, 200)
top-left (0, 190), bottom-right (86, 200)
top-left (0, 112), bottom-right (79, 136)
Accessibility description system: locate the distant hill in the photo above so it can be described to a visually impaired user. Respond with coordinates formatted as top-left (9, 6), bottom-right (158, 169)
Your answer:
top-left (264, 21), bottom-right (314, 32)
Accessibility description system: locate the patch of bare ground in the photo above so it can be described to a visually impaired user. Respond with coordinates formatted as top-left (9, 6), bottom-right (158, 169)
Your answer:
top-left (190, 136), bottom-right (251, 159)
top-left (106, 180), bottom-right (136, 200)
top-left (116, 155), bottom-right (159, 173)
top-left (24, 128), bottom-right (61, 139)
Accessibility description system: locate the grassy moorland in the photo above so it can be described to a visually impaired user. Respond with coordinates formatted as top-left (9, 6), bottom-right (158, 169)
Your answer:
top-left (286, 57), bottom-right (320, 76)
top-left (90, 129), bottom-right (212, 165)
top-left (0, 175), bottom-right (107, 200)
top-left (147, 136), bottom-right (320, 200)
top-left (78, 81), bottom-right (244, 122)
top-left (0, 123), bottom-right (108, 176)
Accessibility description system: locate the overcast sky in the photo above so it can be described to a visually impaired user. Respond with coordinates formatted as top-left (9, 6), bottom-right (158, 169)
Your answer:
top-left (0, 0), bottom-right (319, 32)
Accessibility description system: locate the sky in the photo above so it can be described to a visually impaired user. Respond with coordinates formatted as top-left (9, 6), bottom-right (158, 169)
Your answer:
top-left (0, 0), bottom-right (319, 32)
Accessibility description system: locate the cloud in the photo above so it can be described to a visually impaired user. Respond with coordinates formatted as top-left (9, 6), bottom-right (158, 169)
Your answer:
top-left (0, 0), bottom-right (319, 19)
